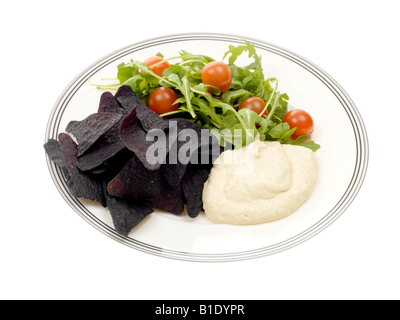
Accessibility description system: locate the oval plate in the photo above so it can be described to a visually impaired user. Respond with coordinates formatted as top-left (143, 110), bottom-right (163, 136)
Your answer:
top-left (45, 33), bottom-right (368, 262)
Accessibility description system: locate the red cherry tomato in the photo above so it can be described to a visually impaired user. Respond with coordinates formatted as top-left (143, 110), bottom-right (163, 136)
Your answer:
top-left (148, 87), bottom-right (179, 115)
top-left (283, 109), bottom-right (314, 139)
top-left (238, 97), bottom-right (268, 117)
top-left (143, 56), bottom-right (170, 76)
top-left (201, 61), bottom-right (232, 93)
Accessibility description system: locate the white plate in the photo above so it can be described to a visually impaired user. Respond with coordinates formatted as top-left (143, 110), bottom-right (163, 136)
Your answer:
top-left (45, 33), bottom-right (368, 262)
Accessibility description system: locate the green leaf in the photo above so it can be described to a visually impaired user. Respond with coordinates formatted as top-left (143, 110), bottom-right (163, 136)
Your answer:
top-left (279, 127), bottom-right (297, 143)
top-left (163, 71), bottom-right (196, 118)
top-left (179, 76), bottom-right (195, 118)
top-left (291, 135), bottom-right (321, 152)
top-left (221, 89), bottom-right (252, 106)
top-left (221, 113), bottom-right (239, 128)
top-left (163, 64), bottom-right (186, 79)
top-left (191, 96), bottom-right (223, 129)
top-left (165, 72), bottom-right (182, 86)
top-left (238, 108), bottom-right (261, 130)
top-left (268, 122), bottom-right (295, 143)
top-left (173, 97), bottom-right (187, 105)
top-left (179, 50), bottom-right (214, 64)
top-left (117, 62), bottom-right (137, 84)
top-left (223, 40), bottom-right (258, 66)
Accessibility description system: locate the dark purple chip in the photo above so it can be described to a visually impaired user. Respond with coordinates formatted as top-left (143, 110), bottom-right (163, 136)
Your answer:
top-left (44, 139), bottom-right (79, 197)
top-left (98, 91), bottom-right (123, 113)
top-left (114, 85), bottom-right (137, 113)
top-left (136, 99), bottom-right (169, 132)
top-left (161, 118), bottom-right (220, 186)
top-left (107, 153), bottom-right (184, 215)
top-left (76, 118), bottom-right (126, 172)
top-left (180, 164), bottom-right (212, 218)
top-left (102, 182), bottom-right (153, 236)
top-left (119, 106), bottom-right (164, 171)
top-left (86, 148), bottom-right (133, 182)
top-left (66, 112), bottom-right (122, 157)
top-left (43, 138), bottom-right (65, 167)
top-left (61, 166), bottom-right (80, 198)
top-left (115, 85), bottom-right (168, 131)
top-left (58, 133), bottom-right (106, 207)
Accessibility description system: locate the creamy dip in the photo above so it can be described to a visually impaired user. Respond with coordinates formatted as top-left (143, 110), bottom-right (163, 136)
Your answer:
top-left (202, 139), bottom-right (318, 225)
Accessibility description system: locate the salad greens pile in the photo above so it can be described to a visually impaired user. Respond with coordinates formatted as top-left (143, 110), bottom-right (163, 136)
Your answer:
top-left (94, 41), bottom-right (320, 151)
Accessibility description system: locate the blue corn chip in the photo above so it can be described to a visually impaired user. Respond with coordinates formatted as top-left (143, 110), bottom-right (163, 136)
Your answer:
top-left (66, 112), bottom-right (122, 157)
top-left (107, 153), bottom-right (184, 215)
top-left (160, 118), bottom-right (220, 186)
top-left (115, 85), bottom-right (169, 131)
top-left (102, 182), bottom-right (153, 236)
top-left (76, 117), bottom-right (126, 172)
top-left (44, 138), bottom-right (79, 198)
top-left (180, 164), bottom-right (212, 218)
top-left (98, 91), bottom-right (123, 113)
top-left (43, 138), bottom-right (66, 167)
top-left (119, 106), bottom-right (163, 171)
top-left (58, 133), bottom-right (107, 207)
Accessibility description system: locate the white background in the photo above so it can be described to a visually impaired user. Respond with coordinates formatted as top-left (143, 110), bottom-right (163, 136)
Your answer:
top-left (1, 0), bottom-right (399, 300)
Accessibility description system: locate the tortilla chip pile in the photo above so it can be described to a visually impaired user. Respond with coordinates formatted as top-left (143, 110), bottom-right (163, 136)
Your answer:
top-left (44, 85), bottom-right (222, 236)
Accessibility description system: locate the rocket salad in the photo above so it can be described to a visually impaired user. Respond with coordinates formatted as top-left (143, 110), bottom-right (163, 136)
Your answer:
top-left (94, 41), bottom-right (320, 151)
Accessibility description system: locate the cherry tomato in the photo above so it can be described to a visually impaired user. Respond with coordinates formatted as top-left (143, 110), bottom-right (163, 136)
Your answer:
top-left (283, 109), bottom-right (314, 139)
top-left (148, 87), bottom-right (179, 115)
top-left (201, 61), bottom-right (232, 93)
top-left (238, 97), bottom-right (268, 117)
top-left (143, 56), bottom-right (170, 76)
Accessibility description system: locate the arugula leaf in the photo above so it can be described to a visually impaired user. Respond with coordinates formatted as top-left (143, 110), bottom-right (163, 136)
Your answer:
top-left (177, 75), bottom-right (196, 118)
top-left (221, 89), bottom-right (252, 106)
top-left (291, 135), bottom-right (321, 151)
top-left (267, 122), bottom-right (296, 143)
top-left (117, 61), bottom-right (137, 84)
top-left (237, 108), bottom-right (266, 133)
top-left (191, 96), bottom-right (223, 129)
top-left (223, 40), bottom-right (258, 65)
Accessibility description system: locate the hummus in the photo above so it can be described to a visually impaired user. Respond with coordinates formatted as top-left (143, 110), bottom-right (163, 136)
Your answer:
top-left (202, 140), bottom-right (318, 225)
